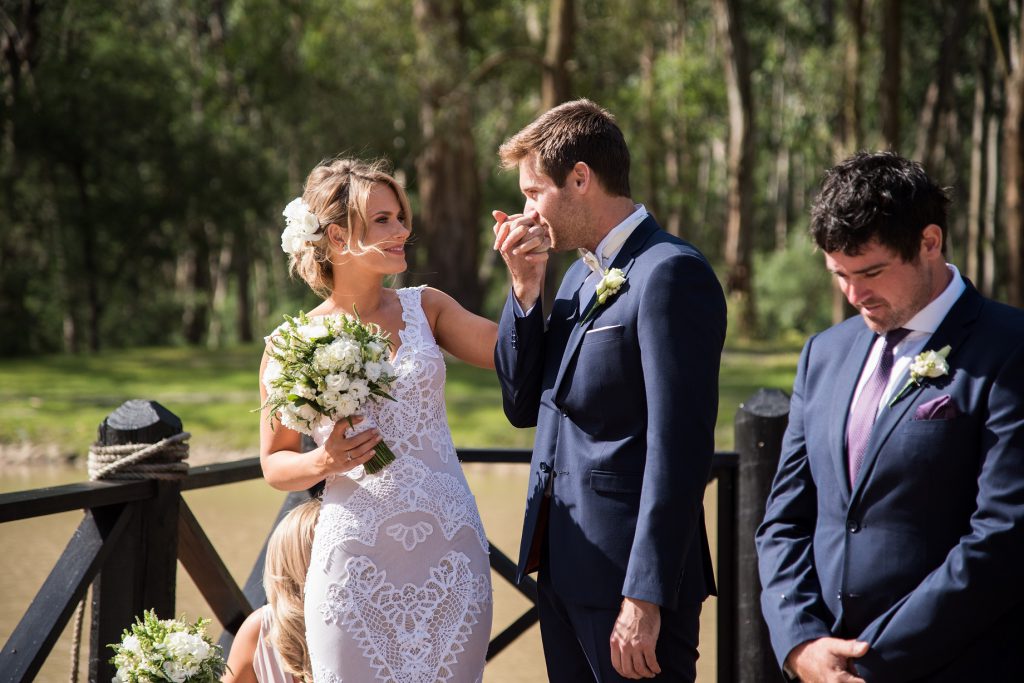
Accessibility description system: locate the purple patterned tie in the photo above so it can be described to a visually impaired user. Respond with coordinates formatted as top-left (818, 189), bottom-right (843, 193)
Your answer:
top-left (846, 327), bottom-right (911, 486)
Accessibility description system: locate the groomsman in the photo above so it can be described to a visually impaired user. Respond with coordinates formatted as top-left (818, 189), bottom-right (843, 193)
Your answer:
top-left (757, 151), bottom-right (1024, 682)
top-left (492, 99), bottom-right (726, 682)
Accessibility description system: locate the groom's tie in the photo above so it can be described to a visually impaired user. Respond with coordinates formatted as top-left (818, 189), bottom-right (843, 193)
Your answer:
top-left (846, 327), bottom-right (911, 487)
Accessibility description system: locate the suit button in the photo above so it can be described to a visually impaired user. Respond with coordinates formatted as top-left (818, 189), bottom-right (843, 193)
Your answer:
top-left (539, 462), bottom-right (551, 473)
top-left (846, 520), bottom-right (860, 533)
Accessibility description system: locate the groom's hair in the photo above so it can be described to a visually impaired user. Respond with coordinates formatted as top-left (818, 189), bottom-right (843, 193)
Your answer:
top-left (811, 151), bottom-right (950, 261)
top-left (499, 99), bottom-right (631, 197)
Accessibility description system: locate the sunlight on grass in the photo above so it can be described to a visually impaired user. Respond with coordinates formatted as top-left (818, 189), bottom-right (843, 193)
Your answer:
top-left (0, 342), bottom-right (800, 458)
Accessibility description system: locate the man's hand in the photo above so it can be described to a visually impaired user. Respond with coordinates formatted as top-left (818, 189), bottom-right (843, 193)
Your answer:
top-left (492, 209), bottom-right (549, 311)
top-left (610, 597), bottom-right (662, 679)
top-left (785, 637), bottom-right (869, 683)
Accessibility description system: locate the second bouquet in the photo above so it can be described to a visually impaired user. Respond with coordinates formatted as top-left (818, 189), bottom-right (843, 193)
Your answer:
top-left (262, 311), bottom-right (399, 474)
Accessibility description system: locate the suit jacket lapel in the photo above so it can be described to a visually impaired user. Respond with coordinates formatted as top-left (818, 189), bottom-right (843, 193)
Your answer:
top-left (850, 285), bottom-right (983, 502)
top-left (831, 326), bottom-right (877, 498)
top-left (551, 217), bottom-right (658, 398)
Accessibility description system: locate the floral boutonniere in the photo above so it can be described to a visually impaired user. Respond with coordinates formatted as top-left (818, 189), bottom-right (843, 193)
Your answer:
top-left (580, 268), bottom-right (626, 325)
top-left (889, 344), bottom-right (952, 407)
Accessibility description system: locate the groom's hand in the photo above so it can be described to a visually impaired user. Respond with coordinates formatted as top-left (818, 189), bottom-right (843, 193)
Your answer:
top-left (492, 209), bottom-right (548, 311)
top-left (785, 637), bottom-right (869, 683)
top-left (610, 597), bottom-right (662, 679)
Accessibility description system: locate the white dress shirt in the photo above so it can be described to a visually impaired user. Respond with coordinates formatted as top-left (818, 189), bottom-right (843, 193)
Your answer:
top-left (849, 264), bottom-right (966, 417)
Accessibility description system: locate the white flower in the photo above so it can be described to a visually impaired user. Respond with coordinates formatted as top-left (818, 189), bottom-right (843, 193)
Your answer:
top-left (297, 322), bottom-right (329, 341)
top-left (291, 382), bottom-right (315, 400)
top-left (909, 347), bottom-right (951, 380)
top-left (335, 393), bottom-right (359, 416)
top-left (581, 267), bottom-right (627, 324)
top-left (262, 358), bottom-right (283, 390)
top-left (320, 390), bottom-right (342, 411)
top-left (381, 360), bottom-right (396, 378)
top-left (596, 268), bottom-right (626, 304)
top-left (364, 361), bottom-right (382, 382)
top-left (325, 373), bottom-right (351, 392)
top-left (161, 660), bottom-right (189, 683)
top-left (367, 341), bottom-right (385, 359)
top-left (122, 634), bottom-right (142, 656)
top-left (281, 198), bottom-right (322, 255)
top-left (889, 344), bottom-right (952, 406)
top-left (348, 379), bottom-right (370, 400)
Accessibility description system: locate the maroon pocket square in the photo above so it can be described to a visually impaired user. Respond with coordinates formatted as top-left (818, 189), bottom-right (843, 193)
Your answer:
top-left (914, 394), bottom-right (959, 420)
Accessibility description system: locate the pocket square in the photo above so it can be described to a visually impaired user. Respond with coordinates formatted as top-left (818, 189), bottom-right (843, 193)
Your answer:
top-left (914, 394), bottom-right (959, 420)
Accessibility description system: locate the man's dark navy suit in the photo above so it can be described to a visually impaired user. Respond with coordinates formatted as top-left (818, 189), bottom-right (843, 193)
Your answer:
top-left (495, 216), bottom-right (726, 681)
top-left (757, 283), bottom-right (1024, 682)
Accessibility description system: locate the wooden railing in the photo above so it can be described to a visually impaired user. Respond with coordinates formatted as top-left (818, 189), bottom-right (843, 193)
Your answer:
top-left (0, 389), bottom-right (792, 683)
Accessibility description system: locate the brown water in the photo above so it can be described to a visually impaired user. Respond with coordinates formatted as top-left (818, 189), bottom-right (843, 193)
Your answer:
top-left (0, 465), bottom-right (719, 682)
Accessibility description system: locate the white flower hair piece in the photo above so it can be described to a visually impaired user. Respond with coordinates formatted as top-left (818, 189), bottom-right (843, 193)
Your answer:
top-left (281, 197), bottom-right (324, 255)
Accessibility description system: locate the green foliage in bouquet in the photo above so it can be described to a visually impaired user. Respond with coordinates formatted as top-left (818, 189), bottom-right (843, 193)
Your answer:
top-left (108, 609), bottom-right (226, 683)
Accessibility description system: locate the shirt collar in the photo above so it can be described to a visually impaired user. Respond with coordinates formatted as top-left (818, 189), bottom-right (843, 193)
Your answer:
top-left (592, 204), bottom-right (648, 267)
top-left (903, 263), bottom-right (966, 334)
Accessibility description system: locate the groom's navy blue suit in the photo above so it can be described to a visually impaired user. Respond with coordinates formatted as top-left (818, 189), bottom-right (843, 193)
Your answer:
top-left (757, 283), bottom-right (1024, 682)
top-left (495, 216), bottom-right (726, 681)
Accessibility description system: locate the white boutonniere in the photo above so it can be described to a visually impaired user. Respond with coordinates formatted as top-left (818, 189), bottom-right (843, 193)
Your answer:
top-left (889, 344), bottom-right (952, 406)
top-left (580, 267), bottom-right (626, 324)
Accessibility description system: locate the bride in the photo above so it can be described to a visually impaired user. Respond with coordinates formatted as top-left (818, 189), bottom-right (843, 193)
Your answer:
top-left (258, 158), bottom-right (546, 682)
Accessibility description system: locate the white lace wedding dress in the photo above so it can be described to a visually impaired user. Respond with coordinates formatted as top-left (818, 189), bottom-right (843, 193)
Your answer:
top-left (303, 286), bottom-right (492, 683)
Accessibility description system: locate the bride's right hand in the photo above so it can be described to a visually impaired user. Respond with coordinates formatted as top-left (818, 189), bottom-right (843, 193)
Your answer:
top-left (321, 417), bottom-right (382, 475)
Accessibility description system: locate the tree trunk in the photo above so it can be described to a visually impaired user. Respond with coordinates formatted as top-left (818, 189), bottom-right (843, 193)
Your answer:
top-left (414, 0), bottom-right (483, 313)
top-left (207, 235), bottom-right (233, 349)
top-left (840, 0), bottom-right (864, 155)
top-left (714, 0), bottom-right (757, 333)
top-left (235, 234), bottom-right (253, 343)
top-left (542, 0), bottom-right (574, 109)
top-left (984, 88), bottom-right (1000, 298)
top-left (1004, 0), bottom-right (1024, 306)
top-left (967, 50), bottom-right (989, 285)
top-left (912, 2), bottom-right (971, 170)
top-left (880, 0), bottom-right (901, 149)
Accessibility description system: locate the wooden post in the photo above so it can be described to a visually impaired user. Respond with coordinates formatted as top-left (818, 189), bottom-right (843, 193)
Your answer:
top-left (89, 400), bottom-right (184, 683)
top-left (734, 389), bottom-right (789, 683)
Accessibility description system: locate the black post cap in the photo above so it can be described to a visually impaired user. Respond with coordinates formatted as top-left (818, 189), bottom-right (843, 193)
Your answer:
top-left (97, 400), bottom-right (183, 446)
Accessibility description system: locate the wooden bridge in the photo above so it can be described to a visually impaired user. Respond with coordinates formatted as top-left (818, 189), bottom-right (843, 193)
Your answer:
top-left (0, 391), bottom-right (789, 682)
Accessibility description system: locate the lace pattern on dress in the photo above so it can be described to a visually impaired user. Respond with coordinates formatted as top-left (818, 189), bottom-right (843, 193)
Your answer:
top-left (318, 551), bottom-right (490, 683)
top-left (312, 456), bottom-right (487, 570)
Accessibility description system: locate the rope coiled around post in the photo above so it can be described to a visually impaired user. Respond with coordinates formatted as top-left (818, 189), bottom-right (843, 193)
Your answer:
top-left (87, 432), bottom-right (191, 481)
top-left (70, 431), bottom-right (191, 681)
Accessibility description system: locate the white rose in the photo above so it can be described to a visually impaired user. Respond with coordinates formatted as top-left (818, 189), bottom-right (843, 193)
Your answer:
top-left (298, 322), bottom-right (329, 341)
top-left (367, 341), bottom-right (385, 359)
top-left (291, 383), bottom-right (315, 400)
top-left (335, 393), bottom-right (359, 417)
top-left (320, 390), bottom-right (342, 412)
top-left (595, 268), bottom-right (626, 304)
top-left (325, 373), bottom-right (351, 392)
top-left (364, 361), bottom-right (382, 382)
top-left (122, 635), bottom-right (142, 656)
top-left (262, 358), bottom-right (283, 390)
top-left (281, 199), bottom-right (322, 255)
top-left (313, 345), bottom-right (341, 373)
top-left (162, 660), bottom-right (189, 683)
top-left (348, 379), bottom-right (370, 400)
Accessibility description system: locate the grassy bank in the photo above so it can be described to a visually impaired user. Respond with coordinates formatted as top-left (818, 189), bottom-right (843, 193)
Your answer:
top-left (0, 341), bottom-right (800, 462)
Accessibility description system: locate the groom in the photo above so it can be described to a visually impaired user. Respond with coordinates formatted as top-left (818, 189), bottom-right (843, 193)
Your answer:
top-left (492, 99), bottom-right (726, 682)
top-left (757, 152), bottom-right (1024, 682)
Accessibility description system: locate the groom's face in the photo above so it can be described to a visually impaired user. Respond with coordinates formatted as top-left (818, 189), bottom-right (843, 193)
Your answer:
top-left (518, 156), bottom-right (588, 251)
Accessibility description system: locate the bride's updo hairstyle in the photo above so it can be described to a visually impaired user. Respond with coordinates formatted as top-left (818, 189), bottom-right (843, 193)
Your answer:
top-left (290, 158), bottom-right (412, 298)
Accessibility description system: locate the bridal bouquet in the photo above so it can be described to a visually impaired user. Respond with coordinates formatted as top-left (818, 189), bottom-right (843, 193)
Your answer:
top-left (109, 610), bottom-right (226, 683)
top-left (262, 311), bottom-right (398, 473)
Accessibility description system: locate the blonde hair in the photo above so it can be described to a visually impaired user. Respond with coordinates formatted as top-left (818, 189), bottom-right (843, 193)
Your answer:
top-left (263, 497), bottom-right (321, 683)
top-left (289, 157), bottom-right (413, 298)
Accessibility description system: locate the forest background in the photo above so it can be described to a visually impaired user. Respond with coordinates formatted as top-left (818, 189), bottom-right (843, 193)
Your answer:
top-left (2, 0), bottom-right (1024, 357)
